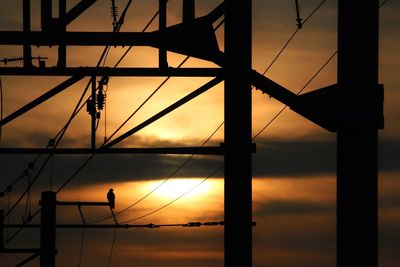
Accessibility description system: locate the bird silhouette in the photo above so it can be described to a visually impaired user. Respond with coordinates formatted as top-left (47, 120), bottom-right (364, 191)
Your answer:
top-left (107, 188), bottom-right (115, 209)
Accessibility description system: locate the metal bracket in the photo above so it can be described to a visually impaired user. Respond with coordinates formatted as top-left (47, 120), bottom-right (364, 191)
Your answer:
top-left (251, 70), bottom-right (384, 132)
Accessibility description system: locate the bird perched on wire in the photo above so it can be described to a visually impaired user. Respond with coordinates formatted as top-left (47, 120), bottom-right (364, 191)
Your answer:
top-left (107, 188), bottom-right (115, 209)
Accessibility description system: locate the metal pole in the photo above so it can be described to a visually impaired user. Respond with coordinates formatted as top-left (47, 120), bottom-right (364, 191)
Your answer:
top-left (159, 0), bottom-right (168, 68)
top-left (337, 1), bottom-right (379, 267)
top-left (23, 0), bottom-right (32, 68)
top-left (0, 209), bottom-right (4, 249)
top-left (91, 76), bottom-right (96, 149)
top-left (224, 0), bottom-right (252, 267)
top-left (183, 0), bottom-right (195, 23)
top-left (41, 0), bottom-right (52, 31)
top-left (40, 191), bottom-right (56, 267)
top-left (58, 0), bottom-right (67, 67)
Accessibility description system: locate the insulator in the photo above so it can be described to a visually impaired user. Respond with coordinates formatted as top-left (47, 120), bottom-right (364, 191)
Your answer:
top-left (185, 222), bottom-right (202, 227)
top-left (110, 0), bottom-right (119, 25)
top-left (294, 0), bottom-right (303, 29)
top-left (96, 90), bottom-right (105, 110)
top-left (111, 6), bottom-right (118, 19)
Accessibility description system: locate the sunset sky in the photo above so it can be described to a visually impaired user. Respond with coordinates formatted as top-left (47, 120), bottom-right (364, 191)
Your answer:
top-left (1, 0), bottom-right (399, 267)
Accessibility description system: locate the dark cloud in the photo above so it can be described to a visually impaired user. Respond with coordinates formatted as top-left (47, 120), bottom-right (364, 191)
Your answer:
top-left (253, 138), bottom-right (337, 176)
top-left (255, 199), bottom-right (335, 217)
top-left (2, 137), bottom-right (400, 192)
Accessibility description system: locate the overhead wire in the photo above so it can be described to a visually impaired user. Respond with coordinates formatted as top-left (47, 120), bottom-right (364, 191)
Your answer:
top-left (116, 0), bottom-right (331, 223)
top-left (262, 0), bottom-right (327, 75)
top-left (120, 50), bottom-right (336, 224)
top-left (89, 16), bottom-right (227, 225)
top-left (89, 121), bottom-right (224, 224)
top-left (3, 0), bottom-right (137, 223)
top-left (56, 3), bottom-right (226, 201)
top-left (77, 228), bottom-right (86, 267)
top-left (253, 51), bottom-right (337, 140)
top-left (106, 228), bottom-right (118, 267)
top-left (0, 77), bottom-right (3, 143)
top-left (55, 9), bottom-right (163, 194)
top-left (120, 164), bottom-right (223, 224)
top-left (254, 0), bottom-right (391, 138)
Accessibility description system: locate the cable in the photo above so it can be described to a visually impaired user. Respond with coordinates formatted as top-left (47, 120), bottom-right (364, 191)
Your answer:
top-left (4, 0), bottom-right (138, 223)
top-left (119, 51), bottom-right (336, 224)
top-left (55, 8), bottom-right (163, 194)
top-left (77, 228), bottom-right (86, 267)
top-left (106, 228), bottom-right (118, 267)
top-left (52, 1), bottom-right (226, 203)
top-left (120, 165), bottom-right (223, 224)
top-left (113, 10), bottom-right (159, 68)
top-left (3, 82), bottom-right (90, 218)
top-left (253, 51), bottom-right (337, 140)
top-left (117, 0), bottom-right (333, 223)
top-left (379, 0), bottom-right (389, 7)
top-left (104, 56), bottom-right (190, 145)
top-left (90, 121), bottom-right (224, 224)
top-left (262, 0), bottom-right (327, 75)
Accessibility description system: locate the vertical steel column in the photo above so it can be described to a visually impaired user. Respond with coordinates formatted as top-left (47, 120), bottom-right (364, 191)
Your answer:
top-left (183, 0), bottom-right (195, 23)
top-left (337, 1), bottom-right (379, 267)
top-left (40, 191), bottom-right (56, 267)
top-left (41, 0), bottom-right (52, 31)
top-left (91, 77), bottom-right (96, 149)
top-left (58, 0), bottom-right (67, 68)
top-left (224, 0), bottom-right (252, 267)
top-left (23, 0), bottom-right (32, 68)
top-left (0, 209), bottom-right (4, 249)
top-left (159, 0), bottom-right (168, 68)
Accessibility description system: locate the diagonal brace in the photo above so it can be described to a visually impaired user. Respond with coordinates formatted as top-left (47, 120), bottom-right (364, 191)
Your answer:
top-left (104, 76), bottom-right (223, 148)
top-left (63, 0), bottom-right (97, 25)
top-left (0, 75), bottom-right (85, 127)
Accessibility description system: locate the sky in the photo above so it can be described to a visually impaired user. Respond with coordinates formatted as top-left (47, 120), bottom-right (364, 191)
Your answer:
top-left (0, 0), bottom-right (399, 267)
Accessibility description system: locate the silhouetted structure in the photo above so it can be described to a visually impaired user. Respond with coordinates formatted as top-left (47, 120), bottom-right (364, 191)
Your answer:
top-left (0, 1), bottom-right (383, 267)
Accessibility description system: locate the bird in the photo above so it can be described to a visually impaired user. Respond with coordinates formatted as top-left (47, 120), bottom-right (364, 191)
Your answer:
top-left (107, 188), bottom-right (115, 209)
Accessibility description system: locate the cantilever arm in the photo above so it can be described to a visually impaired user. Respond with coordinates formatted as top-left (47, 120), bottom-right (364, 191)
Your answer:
top-left (251, 69), bottom-right (339, 132)
top-left (251, 69), bottom-right (297, 107)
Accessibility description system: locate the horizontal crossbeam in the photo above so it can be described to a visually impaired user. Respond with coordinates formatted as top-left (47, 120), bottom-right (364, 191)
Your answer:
top-left (0, 146), bottom-right (224, 155)
top-left (0, 67), bottom-right (223, 77)
top-left (55, 201), bottom-right (109, 206)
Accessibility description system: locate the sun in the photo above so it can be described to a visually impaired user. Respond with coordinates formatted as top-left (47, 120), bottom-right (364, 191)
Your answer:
top-left (144, 178), bottom-right (213, 201)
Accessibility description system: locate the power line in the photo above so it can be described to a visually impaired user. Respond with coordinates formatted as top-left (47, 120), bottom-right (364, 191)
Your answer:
top-left (119, 50), bottom-right (336, 224)
top-left (57, 4), bottom-right (226, 208)
top-left (380, 0), bottom-right (389, 8)
top-left (90, 121), bottom-right (224, 224)
top-left (77, 228), bottom-right (86, 267)
top-left (253, 51), bottom-right (337, 140)
top-left (3, 0), bottom-right (138, 243)
top-left (106, 228), bottom-right (118, 267)
top-left (107, 0), bottom-right (329, 223)
top-left (120, 165), bottom-right (223, 224)
top-left (262, 0), bottom-right (327, 75)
